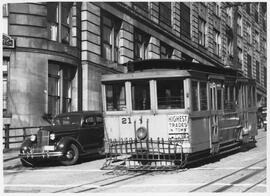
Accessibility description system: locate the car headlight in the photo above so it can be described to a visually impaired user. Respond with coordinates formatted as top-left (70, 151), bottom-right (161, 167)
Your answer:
top-left (30, 134), bottom-right (37, 142)
top-left (50, 133), bottom-right (56, 140)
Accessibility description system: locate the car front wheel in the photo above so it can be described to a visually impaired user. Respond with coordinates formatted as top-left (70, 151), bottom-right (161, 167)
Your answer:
top-left (60, 144), bottom-right (79, 166)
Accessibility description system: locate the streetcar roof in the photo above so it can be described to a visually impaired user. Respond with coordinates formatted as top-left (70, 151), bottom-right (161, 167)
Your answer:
top-left (101, 59), bottom-right (241, 82)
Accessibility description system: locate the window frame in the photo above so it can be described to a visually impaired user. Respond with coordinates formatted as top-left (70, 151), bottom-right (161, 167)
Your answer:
top-left (159, 2), bottom-right (172, 28)
top-left (101, 11), bottom-right (121, 63)
top-left (198, 17), bottom-right (206, 47)
top-left (191, 80), bottom-right (208, 112)
top-left (105, 82), bottom-right (127, 111)
top-left (156, 78), bottom-right (185, 110)
top-left (134, 28), bottom-right (150, 61)
top-left (180, 3), bottom-right (191, 39)
top-left (160, 42), bottom-right (173, 59)
top-left (131, 80), bottom-right (151, 111)
top-left (47, 2), bottom-right (73, 45)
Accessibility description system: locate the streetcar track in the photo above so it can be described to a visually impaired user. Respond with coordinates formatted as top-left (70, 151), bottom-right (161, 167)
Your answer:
top-left (213, 166), bottom-right (266, 192)
top-left (75, 171), bottom-right (151, 193)
top-left (53, 170), bottom-right (150, 193)
top-left (242, 177), bottom-right (266, 192)
top-left (189, 158), bottom-right (266, 192)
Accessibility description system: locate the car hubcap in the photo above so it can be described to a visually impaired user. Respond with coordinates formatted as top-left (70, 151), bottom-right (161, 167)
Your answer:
top-left (66, 150), bottom-right (74, 159)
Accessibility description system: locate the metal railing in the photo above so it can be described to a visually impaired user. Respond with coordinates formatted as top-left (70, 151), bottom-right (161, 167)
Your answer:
top-left (3, 125), bottom-right (41, 149)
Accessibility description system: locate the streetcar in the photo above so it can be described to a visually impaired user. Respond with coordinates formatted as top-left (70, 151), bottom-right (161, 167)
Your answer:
top-left (101, 59), bottom-right (257, 170)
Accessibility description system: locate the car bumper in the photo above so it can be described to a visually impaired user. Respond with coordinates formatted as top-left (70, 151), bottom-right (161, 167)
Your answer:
top-left (19, 151), bottom-right (63, 159)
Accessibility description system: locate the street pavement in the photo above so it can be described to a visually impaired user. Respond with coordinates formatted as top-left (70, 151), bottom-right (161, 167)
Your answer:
top-left (2, 128), bottom-right (268, 193)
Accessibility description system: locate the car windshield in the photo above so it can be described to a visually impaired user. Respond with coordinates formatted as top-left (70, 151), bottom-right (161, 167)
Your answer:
top-left (52, 115), bottom-right (81, 126)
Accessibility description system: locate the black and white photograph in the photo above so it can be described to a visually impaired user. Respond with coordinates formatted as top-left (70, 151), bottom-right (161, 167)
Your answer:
top-left (1, 0), bottom-right (268, 194)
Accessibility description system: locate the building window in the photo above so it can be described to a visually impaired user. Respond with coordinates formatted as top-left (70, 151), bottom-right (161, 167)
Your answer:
top-left (157, 79), bottom-right (185, 109)
top-left (134, 29), bottom-right (150, 61)
top-left (47, 2), bottom-right (73, 45)
top-left (246, 22), bottom-right (251, 44)
top-left (226, 7), bottom-right (233, 27)
top-left (237, 47), bottom-right (243, 65)
top-left (254, 3), bottom-right (259, 23)
top-left (105, 82), bottom-right (126, 111)
top-left (101, 11), bottom-right (121, 63)
top-left (48, 63), bottom-right (75, 116)
top-left (3, 58), bottom-right (9, 114)
top-left (254, 30), bottom-right (260, 51)
top-left (62, 67), bottom-right (73, 113)
top-left (227, 36), bottom-right (233, 56)
top-left (264, 67), bottom-right (267, 88)
top-left (131, 80), bottom-right (150, 110)
top-left (3, 4), bottom-right (8, 34)
top-left (48, 64), bottom-right (60, 116)
top-left (213, 2), bottom-right (220, 16)
top-left (247, 54), bottom-right (252, 78)
top-left (159, 2), bottom-right (171, 28)
top-left (133, 2), bottom-right (148, 13)
top-left (256, 61), bottom-right (260, 83)
top-left (198, 17), bottom-right (206, 47)
top-left (180, 3), bottom-right (190, 39)
top-left (237, 13), bottom-right (242, 36)
top-left (160, 42), bottom-right (173, 59)
top-left (213, 30), bottom-right (220, 56)
top-left (246, 3), bottom-right (251, 15)
top-left (263, 39), bottom-right (267, 56)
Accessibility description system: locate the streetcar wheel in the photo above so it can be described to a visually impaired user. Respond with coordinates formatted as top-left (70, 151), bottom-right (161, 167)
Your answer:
top-left (60, 144), bottom-right (79, 166)
top-left (20, 158), bottom-right (36, 167)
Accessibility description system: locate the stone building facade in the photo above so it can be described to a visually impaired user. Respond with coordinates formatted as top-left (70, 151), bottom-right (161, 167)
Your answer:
top-left (2, 2), bottom-right (267, 128)
top-left (3, 2), bottom-right (82, 127)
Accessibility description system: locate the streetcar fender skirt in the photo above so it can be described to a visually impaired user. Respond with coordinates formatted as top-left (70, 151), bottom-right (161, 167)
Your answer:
top-left (101, 138), bottom-right (187, 171)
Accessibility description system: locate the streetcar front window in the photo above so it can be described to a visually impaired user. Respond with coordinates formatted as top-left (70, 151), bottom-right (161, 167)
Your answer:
top-left (131, 80), bottom-right (150, 110)
top-left (157, 79), bottom-right (185, 109)
top-left (105, 83), bottom-right (126, 111)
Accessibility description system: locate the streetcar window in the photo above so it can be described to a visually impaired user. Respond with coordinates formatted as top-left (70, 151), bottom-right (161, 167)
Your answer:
top-left (192, 81), bottom-right (198, 111)
top-left (200, 82), bottom-right (208, 110)
top-left (131, 80), bottom-right (150, 110)
top-left (157, 79), bottom-right (185, 109)
top-left (224, 85), bottom-right (235, 111)
top-left (248, 86), bottom-right (252, 107)
top-left (217, 88), bottom-right (222, 110)
top-left (105, 83), bottom-right (126, 111)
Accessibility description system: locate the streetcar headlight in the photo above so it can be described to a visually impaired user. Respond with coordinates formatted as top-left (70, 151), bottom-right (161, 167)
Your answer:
top-left (30, 134), bottom-right (37, 142)
top-left (136, 127), bottom-right (147, 140)
top-left (49, 133), bottom-right (56, 140)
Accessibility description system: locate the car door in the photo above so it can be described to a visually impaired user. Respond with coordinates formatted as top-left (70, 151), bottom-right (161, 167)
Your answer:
top-left (79, 115), bottom-right (100, 150)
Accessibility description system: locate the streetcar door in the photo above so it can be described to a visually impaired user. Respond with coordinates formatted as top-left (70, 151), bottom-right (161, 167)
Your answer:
top-left (209, 81), bottom-right (223, 154)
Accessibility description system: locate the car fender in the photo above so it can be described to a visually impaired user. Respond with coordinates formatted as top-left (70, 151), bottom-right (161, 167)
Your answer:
top-left (20, 138), bottom-right (33, 153)
top-left (55, 137), bottom-right (84, 154)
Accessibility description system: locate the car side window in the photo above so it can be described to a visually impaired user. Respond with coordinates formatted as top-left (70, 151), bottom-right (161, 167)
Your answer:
top-left (84, 116), bottom-right (96, 126)
top-left (96, 116), bottom-right (103, 125)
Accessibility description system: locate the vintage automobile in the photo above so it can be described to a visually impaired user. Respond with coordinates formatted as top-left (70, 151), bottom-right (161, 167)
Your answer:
top-left (19, 111), bottom-right (104, 167)
top-left (258, 106), bottom-right (267, 131)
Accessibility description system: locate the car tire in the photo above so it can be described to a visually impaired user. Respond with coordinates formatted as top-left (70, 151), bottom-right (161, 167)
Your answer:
top-left (60, 144), bottom-right (79, 166)
top-left (20, 158), bottom-right (36, 167)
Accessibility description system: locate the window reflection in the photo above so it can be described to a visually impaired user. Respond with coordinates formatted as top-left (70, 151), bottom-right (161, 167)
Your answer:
top-left (157, 79), bottom-right (185, 109)
top-left (106, 83), bottom-right (126, 111)
top-left (132, 80), bottom-right (150, 110)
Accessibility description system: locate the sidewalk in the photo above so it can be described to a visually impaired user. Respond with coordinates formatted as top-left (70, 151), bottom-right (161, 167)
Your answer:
top-left (3, 148), bottom-right (20, 162)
